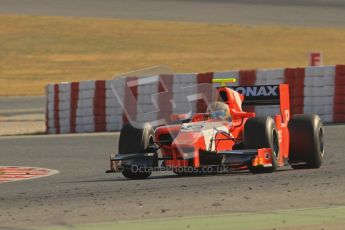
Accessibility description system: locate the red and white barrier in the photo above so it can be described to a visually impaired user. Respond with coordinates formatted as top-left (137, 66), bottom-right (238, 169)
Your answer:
top-left (45, 65), bottom-right (345, 134)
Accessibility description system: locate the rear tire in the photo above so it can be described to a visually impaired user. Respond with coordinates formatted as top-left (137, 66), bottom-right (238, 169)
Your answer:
top-left (243, 117), bottom-right (279, 173)
top-left (118, 123), bottom-right (154, 179)
top-left (288, 114), bottom-right (324, 169)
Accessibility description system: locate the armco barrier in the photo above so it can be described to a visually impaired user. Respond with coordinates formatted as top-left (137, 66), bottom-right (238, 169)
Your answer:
top-left (45, 65), bottom-right (345, 134)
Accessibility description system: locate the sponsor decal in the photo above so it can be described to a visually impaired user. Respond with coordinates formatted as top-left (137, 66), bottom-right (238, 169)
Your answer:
top-left (229, 85), bottom-right (280, 105)
top-left (231, 85), bottom-right (279, 97)
top-left (309, 52), bottom-right (323, 66)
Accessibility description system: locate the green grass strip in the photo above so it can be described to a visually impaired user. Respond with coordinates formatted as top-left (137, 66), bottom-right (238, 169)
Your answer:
top-left (42, 206), bottom-right (345, 230)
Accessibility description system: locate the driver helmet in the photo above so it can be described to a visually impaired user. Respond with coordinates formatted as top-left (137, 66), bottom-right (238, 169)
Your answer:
top-left (206, 102), bottom-right (231, 120)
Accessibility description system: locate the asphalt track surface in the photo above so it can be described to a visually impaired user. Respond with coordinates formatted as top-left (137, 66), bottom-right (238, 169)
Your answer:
top-left (0, 124), bottom-right (344, 229)
top-left (1, 0), bottom-right (345, 27)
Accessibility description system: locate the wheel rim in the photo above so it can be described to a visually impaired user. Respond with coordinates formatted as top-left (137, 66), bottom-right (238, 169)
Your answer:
top-left (149, 135), bottom-right (155, 149)
top-left (144, 134), bottom-right (155, 153)
top-left (319, 128), bottom-right (324, 157)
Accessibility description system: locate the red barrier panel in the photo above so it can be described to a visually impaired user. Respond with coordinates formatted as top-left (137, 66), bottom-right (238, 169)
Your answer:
top-left (70, 82), bottom-right (79, 133)
top-left (284, 68), bottom-right (305, 115)
top-left (94, 80), bottom-right (106, 132)
top-left (45, 85), bottom-right (49, 134)
top-left (54, 84), bottom-right (60, 134)
top-left (334, 65), bottom-right (345, 122)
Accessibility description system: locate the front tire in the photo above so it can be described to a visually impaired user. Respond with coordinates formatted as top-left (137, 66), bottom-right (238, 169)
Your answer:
top-left (243, 117), bottom-right (279, 173)
top-left (118, 123), bottom-right (154, 179)
top-left (122, 166), bottom-right (152, 180)
top-left (288, 114), bottom-right (324, 169)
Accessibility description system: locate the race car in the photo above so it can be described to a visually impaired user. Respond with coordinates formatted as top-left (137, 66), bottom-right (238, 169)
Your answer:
top-left (106, 78), bottom-right (324, 179)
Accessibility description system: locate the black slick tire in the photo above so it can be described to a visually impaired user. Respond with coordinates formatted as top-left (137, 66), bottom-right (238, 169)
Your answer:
top-left (118, 123), bottom-right (154, 179)
top-left (288, 114), bottom-right (324, 169)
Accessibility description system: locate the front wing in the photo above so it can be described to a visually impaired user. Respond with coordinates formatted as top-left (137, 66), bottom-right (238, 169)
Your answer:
top-left (106, 148), bottom-right (273, 173)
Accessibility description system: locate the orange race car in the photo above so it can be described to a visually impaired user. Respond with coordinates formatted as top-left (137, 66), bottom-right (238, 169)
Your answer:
top-left (107, 79), bottom-right (324, 179)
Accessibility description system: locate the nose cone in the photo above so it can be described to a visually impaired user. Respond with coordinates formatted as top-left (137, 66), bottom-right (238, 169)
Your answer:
top-left (174, 121), bottom-right (230, 152)
top-left (172, 123), bottom-right (206, 159)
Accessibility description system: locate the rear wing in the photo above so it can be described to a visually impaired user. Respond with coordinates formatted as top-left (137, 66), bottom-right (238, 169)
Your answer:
top-left (215, 83), bottom-right (290, 121)
top-left (212, 78), bottom-right (289, 106)
top-left (229, 85), bottom-right (283, 106)
top-left (212, 79), bottom-right (290, 121)
top-left (230, 84), bottom-right (290, 122)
